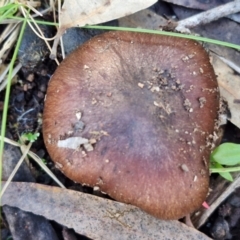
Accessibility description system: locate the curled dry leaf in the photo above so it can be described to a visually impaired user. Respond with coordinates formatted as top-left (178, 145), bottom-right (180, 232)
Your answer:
top-left (1, 182), bottom-right (211, 240)
top-left (51, 0), bottom-right (157, 58)
top-left (118, 8), bottom-right (167, 29)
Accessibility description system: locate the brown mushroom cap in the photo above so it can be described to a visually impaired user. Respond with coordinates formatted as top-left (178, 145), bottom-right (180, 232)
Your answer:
top-left (43, 31), bottom-right (219, 220)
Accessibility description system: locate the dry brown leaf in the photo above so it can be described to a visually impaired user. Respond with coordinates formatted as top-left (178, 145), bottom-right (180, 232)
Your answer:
top-left (118, 8), bottom-right (167, 29)
top-left (1, 182), bottom-right (211, 240)
top-left (211, 54), bottom-right (240, 128)
top-left (51, 0), bottom-right (157, 58)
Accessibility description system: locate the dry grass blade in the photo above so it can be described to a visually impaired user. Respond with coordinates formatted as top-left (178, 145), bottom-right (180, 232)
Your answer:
top-left (20, 6), bottom-right (60, 65)
top-left (0, 63), bottom-right (22, 91)
top-left (27, 151), bottom-right (65, 189)
top-left (0, 141), bottom-right (32, 198)
top-left (20, 6), bottom-right (55, 41)
top-left (0, 24), bottom-right (20, 63)
top-left (0, 21), bottom-right (19, 43)
top-left (26, 1), bottom-right (42, 16)
top-left (0, 135), bottom-right (65, 192)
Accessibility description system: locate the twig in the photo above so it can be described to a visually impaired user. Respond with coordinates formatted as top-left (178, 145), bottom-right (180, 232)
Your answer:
top-left (193, 173), bottom-right (240, 228)
top-left (176, 1), bottom-right (240, 32)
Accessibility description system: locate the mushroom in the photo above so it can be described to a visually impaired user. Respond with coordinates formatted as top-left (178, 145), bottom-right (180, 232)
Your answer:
top-left (43, 31), bottom-right (220, 220)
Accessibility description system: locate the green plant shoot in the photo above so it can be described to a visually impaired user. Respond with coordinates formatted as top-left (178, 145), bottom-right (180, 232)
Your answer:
top-left (210, 143), bottom-right (240, 181)
top-left (21, 132), bottom-right (40, 143)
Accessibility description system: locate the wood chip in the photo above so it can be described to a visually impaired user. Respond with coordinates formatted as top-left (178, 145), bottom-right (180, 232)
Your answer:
top-left (57, 137), bottom-right (88, 149)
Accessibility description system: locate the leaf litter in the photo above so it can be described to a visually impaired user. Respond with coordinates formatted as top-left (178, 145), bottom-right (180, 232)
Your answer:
top-left (50, 0), bottom-right (158, 58)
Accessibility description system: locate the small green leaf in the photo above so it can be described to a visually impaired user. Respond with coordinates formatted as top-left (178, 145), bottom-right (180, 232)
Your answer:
top-left (211, 143), bottom-right (240, 166)
top-left (42, 158), bottom-right (47, 165)
top-left (219, 172), bottom-right (233, 182)
top-left (21, 132), bottom-right (40, 143)
top-left (209, 162), bottom-right (233, 181)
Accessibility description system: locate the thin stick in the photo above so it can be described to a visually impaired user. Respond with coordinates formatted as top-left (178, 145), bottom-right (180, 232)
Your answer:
top-left (176, 1), bottom-right (240, 32)
top-left (194, 174), bottom-right (240, 228)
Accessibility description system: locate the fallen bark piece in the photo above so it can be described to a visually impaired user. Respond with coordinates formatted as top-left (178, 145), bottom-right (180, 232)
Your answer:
top-left (1, 182), bottom-right (211, 240)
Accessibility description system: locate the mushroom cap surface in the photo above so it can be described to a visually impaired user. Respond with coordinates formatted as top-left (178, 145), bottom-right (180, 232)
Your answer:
top-left (43, 31), bottom-right (219, 219)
